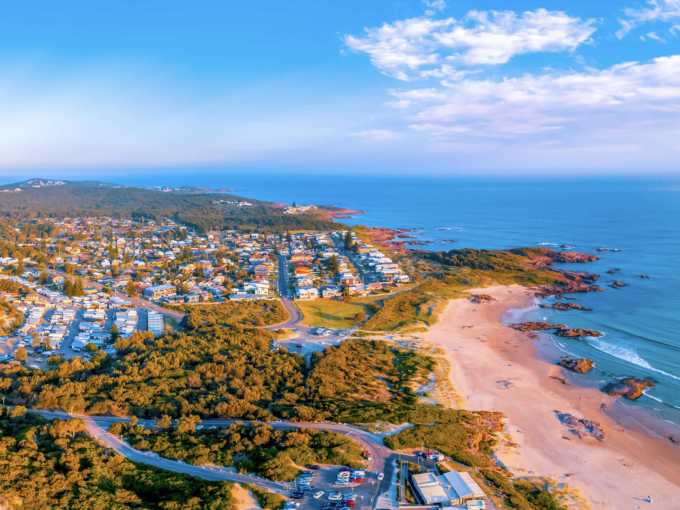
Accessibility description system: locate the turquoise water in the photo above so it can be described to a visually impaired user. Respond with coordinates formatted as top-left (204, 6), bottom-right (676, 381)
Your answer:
top-left (126, 174), bottom-right (680, 423)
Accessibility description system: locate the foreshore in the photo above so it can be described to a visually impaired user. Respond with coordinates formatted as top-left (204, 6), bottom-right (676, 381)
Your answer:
top-left (423, 285), bottom-right (680, 508)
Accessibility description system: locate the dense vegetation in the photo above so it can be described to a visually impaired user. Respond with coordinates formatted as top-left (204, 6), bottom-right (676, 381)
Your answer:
top-left (112, 421), bottom-right (365, 481)
top-left (172, 300), bottom-right (289, 329)
top-left (1, 328), bottom-right (305, 420)
top-left (0, 408), bottom-right (235, 509)
top-left (0, 181), bottom-right (344, 233)
top-left (360, 289), bottom-right (445, 332)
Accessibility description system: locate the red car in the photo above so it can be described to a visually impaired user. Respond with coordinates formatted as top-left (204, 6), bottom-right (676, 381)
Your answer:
top-left (296, 343), bottom-right (303, 348)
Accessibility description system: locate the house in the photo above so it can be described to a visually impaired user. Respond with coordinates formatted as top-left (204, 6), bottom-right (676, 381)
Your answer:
top-left (410, 471), bottom-right (486, 509)
top-left (253, 264), bottom-right (269, 277)
top-left (294, 266), bottom-right (311, 276)
top-left (143, 284), bottom-right (176, 300)
top-left (295, 286), bottom-right (318, 300)
top-left (184, 294), bottom-right (201, 303)
top-left (321, 286), bottom-right (341, 298)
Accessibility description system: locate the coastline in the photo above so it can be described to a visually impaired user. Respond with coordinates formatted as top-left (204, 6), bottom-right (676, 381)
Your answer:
top-left (423, 285), bottom-right (680, 508)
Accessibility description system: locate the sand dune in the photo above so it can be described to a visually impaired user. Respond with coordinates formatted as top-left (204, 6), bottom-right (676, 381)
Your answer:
top-left (423, 285), bottom-right (680, 509)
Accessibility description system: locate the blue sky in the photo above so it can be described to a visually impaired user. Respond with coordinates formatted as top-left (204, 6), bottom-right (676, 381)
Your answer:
top-left (0, 0), bottom-right (678, 177)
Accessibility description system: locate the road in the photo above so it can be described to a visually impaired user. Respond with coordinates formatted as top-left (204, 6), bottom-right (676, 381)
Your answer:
top-left (22, 407), bottom-right (429, 510)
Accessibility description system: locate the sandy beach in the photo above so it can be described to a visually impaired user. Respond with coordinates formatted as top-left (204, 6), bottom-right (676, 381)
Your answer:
top-left (423, 285), bottom-right (680, 509)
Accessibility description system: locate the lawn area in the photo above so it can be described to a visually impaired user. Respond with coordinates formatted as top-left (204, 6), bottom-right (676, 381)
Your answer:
top-left (296, 299), bottom-right (367, 328)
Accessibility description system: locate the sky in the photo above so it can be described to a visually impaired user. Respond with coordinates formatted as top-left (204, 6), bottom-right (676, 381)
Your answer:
top-left (0, 0), bottom-right (679, 177)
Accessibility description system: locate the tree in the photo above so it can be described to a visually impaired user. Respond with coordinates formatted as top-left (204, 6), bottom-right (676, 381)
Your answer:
top-left (73, 277), bottom-right (85, 297)
top-left (329, 255), bottom-right (340, 275)
top-left (186, 312), bottom-right (202, 330)
top-left (286, 231), bottom-right (292, 244)
top-left (292, 201), bottom-right (297, 207)
top-left (158, 414), bottom-right (173, 428)
top-left (345, 231), bottom-right (354, 250)
top-left (176, 415), bottom-right (202, 433)
top-left (38, 271), bottom-right (49, 285)
top-left (62, 278), bottom-right (73, 297)
top-left (16, 259), bottom-right (24, 276)
top-left (126, 280), bottom-right (137, 296)
top-left (47, 356), bottom-right (63, 367)
top-left (111, 265), bottom-right (119, 277)
top-left (85, 343), bottom-right (98, 352)
top-left (15, 347), bottom-right (27, 362)
top-left (109, 323), bottom-right (119, 343)
top-left (64, 262), bottom-right (75, 275)
top-left (355, 312), bottom-right (366, 323)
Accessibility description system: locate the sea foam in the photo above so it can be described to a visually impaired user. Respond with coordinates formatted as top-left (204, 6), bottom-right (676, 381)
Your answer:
top-left (586, 337), bottom-right (680, 382)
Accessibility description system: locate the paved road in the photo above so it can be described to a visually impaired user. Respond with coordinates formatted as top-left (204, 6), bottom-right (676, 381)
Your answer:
top-left (21, 407), bottom-right (429, 510)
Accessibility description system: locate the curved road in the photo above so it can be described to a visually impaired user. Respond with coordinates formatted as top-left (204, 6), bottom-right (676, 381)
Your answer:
top-left (24, 407), bottom-right (421, 508)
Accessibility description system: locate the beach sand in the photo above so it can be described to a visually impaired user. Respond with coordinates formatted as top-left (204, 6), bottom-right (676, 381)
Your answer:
top-left (423, 285), bottom-right (680, 509)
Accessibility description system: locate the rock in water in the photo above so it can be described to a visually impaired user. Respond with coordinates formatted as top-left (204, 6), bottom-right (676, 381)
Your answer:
top-left (559, 358), bottom-right (594, 373)
top-left (540, 302), bottom-right (592, 311)
top-left (602, 378), bottom-right (656, 399)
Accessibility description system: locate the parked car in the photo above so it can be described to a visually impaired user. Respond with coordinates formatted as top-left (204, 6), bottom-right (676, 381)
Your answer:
top-left (314, 492), bottom-right (324, 499)
top-left (307, 465), bottom-right (320, 470)
top-left (290, 493), bottom-right (305, 500)
top-left (342, 495), bottom-right (357, 501)
top-left (378, 473), bottom-right (384, 481)
top-left (299, 486), bottom-right (314, 492)
top-left (339, 467), bottom-right (351, 472)
top-left (323, 504), bottom-right (337, 510)
top-left (335, 480), bottom-right (348, 486)
top-left (296, 343), bottom-right (303, 348)
top-left (328, 493), bottom-right (342, 501)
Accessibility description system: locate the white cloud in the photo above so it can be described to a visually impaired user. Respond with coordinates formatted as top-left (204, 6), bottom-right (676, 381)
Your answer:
top-left (346, 129), bottom-right (398, 140)
top-left (406, 56), bottom-right (680, 139)
top-left (424, 0), bottom-right (446, 13)
top-left (647, 31), bottom-right (668, 41)
top-left (617, 0), bottom-right (680, 38)
top-left (344, 9), bottom-right (595, 81)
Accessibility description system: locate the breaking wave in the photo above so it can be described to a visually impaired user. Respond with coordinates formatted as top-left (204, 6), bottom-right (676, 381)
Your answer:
top-left (586, 337), bottom-right (680, 382)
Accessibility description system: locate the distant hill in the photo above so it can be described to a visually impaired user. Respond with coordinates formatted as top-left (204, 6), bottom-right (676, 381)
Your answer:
top-left (0, 178), bottom-right (123, 190)
top-left (0, 179), bottom-right (344, 233)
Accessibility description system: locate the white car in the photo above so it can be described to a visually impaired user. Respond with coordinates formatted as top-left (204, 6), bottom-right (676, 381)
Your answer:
top-left (335, 480), bottom-right (349, 486)
top-left (328, 493), bottom-right (342, 501)
top-left (378, 473), bottom-right (384, 481)
top-left (314, 492), bottom-right (324, 499)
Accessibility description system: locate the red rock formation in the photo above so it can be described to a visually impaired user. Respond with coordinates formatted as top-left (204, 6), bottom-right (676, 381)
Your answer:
top-left (554, 328), bottom-right (602, 338)
top-left (534, 283), bottom-right (604, 298)
top-left (602, 378), bottom-right (656, 399)
top-left (470, 294), bottom-right (497, 304)
top-left (540, 302), bottom-right (592, 311)
top-left (558, 358), bottom-right (594, 373)
top-left (512, 322), bottom-right (567, 332)
top-left (511, 322), bottom-right (601, 337)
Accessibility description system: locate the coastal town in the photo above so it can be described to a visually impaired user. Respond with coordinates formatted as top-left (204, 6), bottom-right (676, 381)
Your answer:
top-left (0, 181), bottom-right (677, 510)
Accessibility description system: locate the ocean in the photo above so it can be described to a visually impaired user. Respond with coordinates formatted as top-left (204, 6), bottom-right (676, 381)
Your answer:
top-left (125, 174), bottom-right (680, 425)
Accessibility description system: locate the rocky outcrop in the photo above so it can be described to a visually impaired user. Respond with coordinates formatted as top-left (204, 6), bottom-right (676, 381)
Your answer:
top-left (540, 302), bottom-right (592, 311)
top-left (535, 283), bottom-right (604, 298)
top-left (602, 378), bottom-right (656, 399)
top-left (554, 328), bottom-right (602, 338)
top-left (640, 274), bottom-right (650, 279)
top-left (434, 239), bottom-right (457, 243)
top-left (511, 322), bottom-right (601, 337)
top-left (610, 281), bottom-right (628, 289)
top-left (470, 294), bottom-right (497, 304)
top-left (558, 358), bottom-right (594, 373)
top-left (512, 322), bottom-right (566, 332)
top-left (511, 247), bottom-right (600, 266)
top-left (557, 413), bottom-right (607, 441)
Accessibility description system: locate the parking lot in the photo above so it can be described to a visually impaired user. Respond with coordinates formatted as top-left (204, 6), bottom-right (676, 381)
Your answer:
top-left (282, 464), bottom-right (383, 510)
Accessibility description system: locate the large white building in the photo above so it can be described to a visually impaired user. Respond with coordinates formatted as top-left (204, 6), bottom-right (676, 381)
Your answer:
top-left (411, 471), bottom-right (486, 509)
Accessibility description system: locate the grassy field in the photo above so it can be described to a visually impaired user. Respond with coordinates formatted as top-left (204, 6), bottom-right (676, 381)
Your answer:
top-left (296, 299), bottom-right (367, 328)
